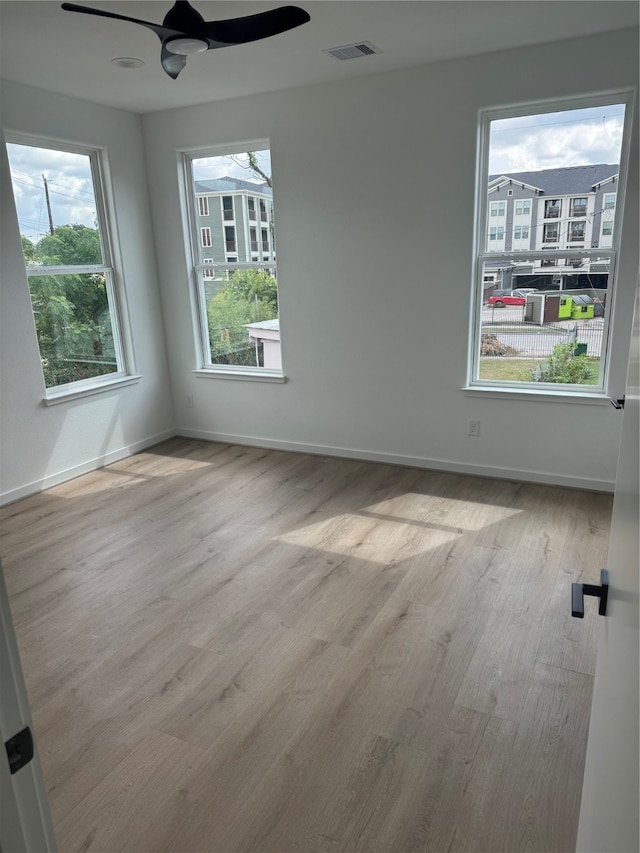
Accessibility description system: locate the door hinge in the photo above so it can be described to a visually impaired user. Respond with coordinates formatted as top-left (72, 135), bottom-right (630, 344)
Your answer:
top-left (4, 726), bottom-right (34, 775)
top-left (572, 569), bottom-right (609, 618)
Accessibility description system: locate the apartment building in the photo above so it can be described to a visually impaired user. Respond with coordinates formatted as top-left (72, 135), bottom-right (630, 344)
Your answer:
top-left (194, 176), bottom-right (275, 276)
top-left (486, 163), bottom-right (617, 290)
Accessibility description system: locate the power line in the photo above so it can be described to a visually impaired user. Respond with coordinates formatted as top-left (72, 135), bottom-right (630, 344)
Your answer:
top-left (491, 112), bottom-right (624, 134)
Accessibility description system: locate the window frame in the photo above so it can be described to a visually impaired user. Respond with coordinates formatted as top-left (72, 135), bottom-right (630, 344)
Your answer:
top-left (180, 140), bottom-right (284, 382)
top-left (467, 91), bottom-right (634, 399)
top-left (5, 132), bottom-right (137, 403)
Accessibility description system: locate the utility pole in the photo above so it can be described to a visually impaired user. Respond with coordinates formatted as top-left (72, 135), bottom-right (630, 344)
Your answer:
top-left (42, 174), bottom-right (54, 235)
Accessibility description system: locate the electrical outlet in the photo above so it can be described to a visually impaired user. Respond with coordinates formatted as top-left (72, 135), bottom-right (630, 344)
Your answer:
top-left (468, 420), bottom-right (480, 436)
top-left (186, 394), bottom-right (194, 409)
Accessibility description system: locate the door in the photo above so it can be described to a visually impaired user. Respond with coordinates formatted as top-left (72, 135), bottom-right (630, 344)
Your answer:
top-left (576, 277), bottom-right (639, 853)
top-left (0, 564), bottom-right (57, 853)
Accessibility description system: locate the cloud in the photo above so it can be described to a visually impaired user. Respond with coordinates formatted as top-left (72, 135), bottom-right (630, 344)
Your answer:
top-left (489, 106), bottom-right (625, 173)
top-left (193, 150), bottom-right (271, 183)
top-left (6, 143), bottom-right (96, 241)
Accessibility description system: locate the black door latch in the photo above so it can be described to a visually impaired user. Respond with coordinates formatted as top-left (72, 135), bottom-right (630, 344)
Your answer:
top-left (572, 569), bottom-right (609, 618)
top-left (611, 397), bottom-right (625, 410)
top-left (4, 726), bottom-right (34, 775)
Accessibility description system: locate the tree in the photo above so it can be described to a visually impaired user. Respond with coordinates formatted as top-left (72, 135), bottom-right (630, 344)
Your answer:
top-left (21, 235), bottom-right (36, 264)
top-left (22, 224), bottom-right (115, 386)
top-left (35, 224), bottom-right (102, 266)
top-left (227, 152), bottom-right (272, 188)
top-left (222, 269), bottom-right (278, 313)
top-left (207, 271), bottom-right (277, 366)
top-left (247, 152), bottom-right (272, 188)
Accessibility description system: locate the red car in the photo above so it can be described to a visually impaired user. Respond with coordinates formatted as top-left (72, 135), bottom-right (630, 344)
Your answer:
top-left (487, 288), bottom-right (536, 307)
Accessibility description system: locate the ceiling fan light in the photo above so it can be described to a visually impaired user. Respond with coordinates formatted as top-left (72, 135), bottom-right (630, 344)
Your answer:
top-left (165, 37), bottom-right (208, 55)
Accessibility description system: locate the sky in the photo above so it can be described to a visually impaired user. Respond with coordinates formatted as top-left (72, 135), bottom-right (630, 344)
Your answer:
top-left (6, 144), bottom-right (272, 243)
top-left (489, 104), bottom-right (625, 174)
top-left (192, 149), bottom-right (271, 183)
top-left (6, 107), bottom-right (624, 242)
top-left (6, 144), bottom-right (99, 242)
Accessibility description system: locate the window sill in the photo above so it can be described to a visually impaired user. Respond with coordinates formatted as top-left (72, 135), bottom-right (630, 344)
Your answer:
top-left (193, 368), bottom-right (286, 383)
top-left (43, 374), bottom-right (142, 406)
top-left (462, 384), bottom-right (613, 405)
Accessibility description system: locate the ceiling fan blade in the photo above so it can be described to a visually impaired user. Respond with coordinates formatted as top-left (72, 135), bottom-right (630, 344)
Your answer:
top-left (203, 6), bottom-right (310, 45)
top-left (160, 45), bottom-right (188, 79)
top-left (61, 3), bottom-right (175, 40)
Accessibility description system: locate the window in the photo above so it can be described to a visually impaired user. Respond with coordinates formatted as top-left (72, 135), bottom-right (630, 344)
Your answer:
top-left (544, 199), bottom-right (561, 218)
top-left (470, 96), bottom-right (630, 393)
top-left (224, 225), bottom-right (236, 253)
top-left (261, 228), bottom-right (270, 252)
top-left (198, 196), bottom-right (209, 216)
top-left (490, 201), bottom-right (506, 216)
top-left (222, 196), bottom-right (234, 221)
top-left (604, 193), bottom-right (616, 210)
top-left (570, 197), bottom-right (587, 217)
top-left (201, 227), bottom-right (212, 247)
top-left (183, 144), bottom-right (281, 374)
top-left (568, 221), bottom-right (586, 242)
top-left (5, 137), bottom-right (132, 394)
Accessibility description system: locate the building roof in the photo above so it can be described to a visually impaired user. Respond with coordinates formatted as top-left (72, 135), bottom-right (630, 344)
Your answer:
top-left (244, 319), bottom-right (280, 331)
top-left (195, 175), bottom-right (272, 196)
top-left (489, 164), bottom-right (618, 195)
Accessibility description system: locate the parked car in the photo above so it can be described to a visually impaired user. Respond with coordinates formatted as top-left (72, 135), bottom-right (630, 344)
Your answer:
top-left (487, 288), bottom-right (537, 306)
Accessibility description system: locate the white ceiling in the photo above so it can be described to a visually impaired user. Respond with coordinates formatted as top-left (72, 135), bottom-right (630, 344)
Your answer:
top-left (1, 1), bottom-right (638, 114)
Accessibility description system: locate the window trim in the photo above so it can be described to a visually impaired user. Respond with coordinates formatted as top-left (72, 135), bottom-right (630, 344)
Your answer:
top-left (180, 139), bottom-right (284, 380)
top-left (467, 90), bottom-right (634, 398)
top-left (5, 132), bottom-right (137, 400)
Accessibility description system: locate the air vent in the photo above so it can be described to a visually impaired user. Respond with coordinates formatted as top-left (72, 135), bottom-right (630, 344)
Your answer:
top-left (322, 41), bottom-right (382, 61)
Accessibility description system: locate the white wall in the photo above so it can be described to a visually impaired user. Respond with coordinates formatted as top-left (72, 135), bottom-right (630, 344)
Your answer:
top-left (0, 82), bottom-right (174, 504)
top-left (142, 28), bottom-right (639, 491)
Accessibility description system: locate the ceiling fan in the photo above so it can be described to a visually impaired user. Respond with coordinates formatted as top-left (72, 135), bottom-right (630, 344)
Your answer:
top-left (61, 1), bottom-right (310, 79)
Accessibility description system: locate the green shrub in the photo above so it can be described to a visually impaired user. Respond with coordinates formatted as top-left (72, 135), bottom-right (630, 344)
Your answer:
top-left (532, 341), bottom-right (592, 384)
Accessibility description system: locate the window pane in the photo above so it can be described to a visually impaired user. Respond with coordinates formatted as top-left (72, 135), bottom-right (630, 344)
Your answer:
top-left (479, 261), bottom-right (606, 386)
top-left (190, 148), bottom-right (280, 369)
top-left (28, 273), bottom-right (118, 387)
top-left (202, 266), bottom-right (278, 367)
top-left (475, 100), bottom-right (627, 389)
top-left (545, 199), bottom-right (561, 219)
top-left (6, 140), bottom-right (128, 390)
top-left (6, 144), bottom-right (105, 266)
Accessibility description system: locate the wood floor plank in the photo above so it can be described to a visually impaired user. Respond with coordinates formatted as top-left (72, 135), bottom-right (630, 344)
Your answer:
top-left (1, 439), bottom-right (608, 853)
top-left (54, 731), bottom-right (208, 853)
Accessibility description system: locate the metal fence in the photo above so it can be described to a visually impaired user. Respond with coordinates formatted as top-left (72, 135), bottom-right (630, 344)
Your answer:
top-left (480, 306), bottom-right (604, 360)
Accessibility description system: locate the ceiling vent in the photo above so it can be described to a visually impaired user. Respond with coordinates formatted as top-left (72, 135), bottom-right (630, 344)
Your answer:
top-left (322, 41), bottom-right (382, 61)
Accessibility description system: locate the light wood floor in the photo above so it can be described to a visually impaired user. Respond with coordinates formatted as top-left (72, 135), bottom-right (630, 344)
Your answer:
top-left (1, 439), bottom-right (612, 853)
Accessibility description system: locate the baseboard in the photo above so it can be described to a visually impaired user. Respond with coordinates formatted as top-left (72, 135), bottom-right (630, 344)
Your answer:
top-left (177, 427), bottom-right (615, 493)
top-left (0, 429), bottom-right (177, 506)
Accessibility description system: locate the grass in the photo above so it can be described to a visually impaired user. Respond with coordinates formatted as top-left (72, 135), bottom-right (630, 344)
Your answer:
top-left (479, 357), bottom-right (600, 384)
